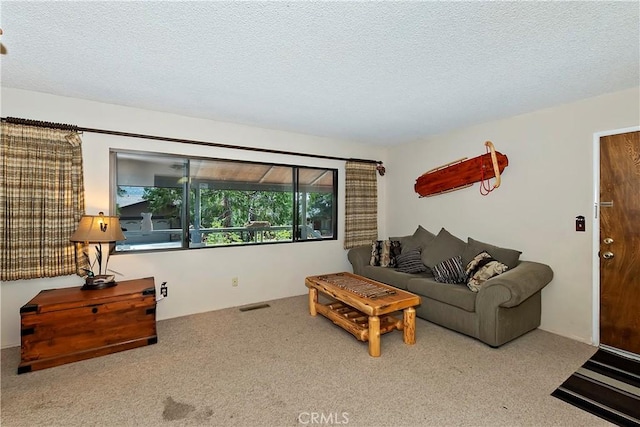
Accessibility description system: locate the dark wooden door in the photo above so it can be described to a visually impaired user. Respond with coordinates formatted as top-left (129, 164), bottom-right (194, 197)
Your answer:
top-left (600, 131), bottom-right (640, 354)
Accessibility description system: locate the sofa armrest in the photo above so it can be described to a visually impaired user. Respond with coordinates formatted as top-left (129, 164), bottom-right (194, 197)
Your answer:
top-left (477, 261), bottom-right (553, 308)
top-left (347, 245), bottom-right (372, 275)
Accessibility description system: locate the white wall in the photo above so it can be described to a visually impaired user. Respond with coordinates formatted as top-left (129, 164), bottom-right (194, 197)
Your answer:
top-left (3, 87), bottom-right (638, 349)
top-left (385, 87), bottom-right (640, 344)
top-left (0, 88), bottom-right (387, 348)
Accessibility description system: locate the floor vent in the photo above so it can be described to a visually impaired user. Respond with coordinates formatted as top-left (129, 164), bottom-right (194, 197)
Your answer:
top-left (239, 303), bottom-right (270, 312)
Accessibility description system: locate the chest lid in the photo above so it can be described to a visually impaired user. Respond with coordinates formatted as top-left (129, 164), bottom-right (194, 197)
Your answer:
top-left (20, 277), bottom-right (156, 314)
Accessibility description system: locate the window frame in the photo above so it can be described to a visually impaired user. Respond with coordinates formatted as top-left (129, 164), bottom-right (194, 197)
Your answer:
top-left (110, 149), bottom-right (338, 253)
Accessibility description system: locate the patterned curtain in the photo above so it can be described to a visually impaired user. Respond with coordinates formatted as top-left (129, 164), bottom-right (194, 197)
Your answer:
top-left (0, 123), bottom-right (88, 281)
top-left (344, 161), bottom-right (378, 249)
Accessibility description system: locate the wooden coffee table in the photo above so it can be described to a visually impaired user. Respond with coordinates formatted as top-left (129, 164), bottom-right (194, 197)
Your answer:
top-left (305, 272), bottom-right (421, 357)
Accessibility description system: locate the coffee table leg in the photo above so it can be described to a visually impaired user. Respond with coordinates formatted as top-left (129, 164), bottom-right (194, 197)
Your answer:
top-left (368, 315), bottom-right (381, 357)
top-left (309, 288), bottom-right (317, 316)
top-left (403, 307), bottom-right (416, 345)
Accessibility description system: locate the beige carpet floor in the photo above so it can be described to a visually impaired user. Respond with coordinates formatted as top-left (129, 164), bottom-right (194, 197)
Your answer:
top-left (1, 294), bottom-right (608, 426)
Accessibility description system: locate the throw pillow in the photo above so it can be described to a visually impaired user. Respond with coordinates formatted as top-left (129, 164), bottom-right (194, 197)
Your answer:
top-left (369, 239), bottom-right (403, 267)
top-left (431, 255), bottom-right (467, 284)
top-left (370, 240), bottom-right (392, 267)
top-left (421, 227), bottom-right (467, 269)
top-left (465, 251), bottom-right (509, 292)
top-left (395, 249), bottom-right (428, 273)
top-left (389, 240), bottom-right (402, 267)
top-left (462, 238), bottom-right (522, 270)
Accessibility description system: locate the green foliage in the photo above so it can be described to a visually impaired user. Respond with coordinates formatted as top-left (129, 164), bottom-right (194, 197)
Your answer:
top-left (274, 229), bottom-right (293, 241)
top-left (307, 192), bottom-right (333, 221)
top-left (143, 187), bottom-right (182, 220)
top-left (204, 219), bottom-right (243, 245)
top-left (141, 185), bottom-right (328, 245)
top-left (193, 188), bottom-right (293, 228)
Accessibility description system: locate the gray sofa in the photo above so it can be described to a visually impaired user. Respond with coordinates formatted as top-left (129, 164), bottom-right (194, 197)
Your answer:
top-left (347, 226), bottom-right (554, 347)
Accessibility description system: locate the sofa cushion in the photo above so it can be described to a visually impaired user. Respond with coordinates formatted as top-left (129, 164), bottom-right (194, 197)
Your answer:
top-left (407, 278), bottom-right (476, 312)
top-left (465, 251), bottom-right (509, 292)
top-left (462, 237), bottom-right (522, 270)
top-left (389, 234), bottom-right (412, 251)
top-left (395, 249), bottom-right (428, 273)
top-left (359, 265), bottom-right (433, 290)
top-left (421, 228), bottom-right (467, 269)
top-left (392, 225), bottom-right (436, 253)
top-left (431, 255), bottom-right (467, 284)
top-left (414, 225), bottom-right (437, 248)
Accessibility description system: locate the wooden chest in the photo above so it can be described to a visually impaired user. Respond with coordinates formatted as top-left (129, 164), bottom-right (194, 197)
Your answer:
top-left (18, 277), bottom-right (158, 374)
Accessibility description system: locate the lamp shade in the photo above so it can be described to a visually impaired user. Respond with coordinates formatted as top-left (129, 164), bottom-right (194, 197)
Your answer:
top-left (69, 212), bottom-right (126, 243)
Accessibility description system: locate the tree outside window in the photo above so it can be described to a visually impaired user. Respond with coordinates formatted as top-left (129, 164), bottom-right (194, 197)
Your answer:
top-left (113, 151), bottom-right (337, 252)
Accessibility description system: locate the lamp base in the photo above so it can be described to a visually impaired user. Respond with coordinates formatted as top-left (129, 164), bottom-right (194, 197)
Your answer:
top-left (82, 275), bottom-right (117, 291)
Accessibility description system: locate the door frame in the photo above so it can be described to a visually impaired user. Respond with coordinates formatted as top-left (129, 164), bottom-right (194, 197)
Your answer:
top-left (591, 125), bottom-right (640, 347)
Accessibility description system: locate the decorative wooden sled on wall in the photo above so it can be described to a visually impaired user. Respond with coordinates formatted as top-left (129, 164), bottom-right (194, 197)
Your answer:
top-left (414, 141), bottom-right (508, 197)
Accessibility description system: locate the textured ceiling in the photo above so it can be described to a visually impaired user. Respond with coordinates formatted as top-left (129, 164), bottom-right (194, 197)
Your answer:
top-left (1, 1), bottom-right (638, 146)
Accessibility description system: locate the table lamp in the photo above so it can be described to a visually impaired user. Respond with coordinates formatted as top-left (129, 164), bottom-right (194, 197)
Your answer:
top-left (70, 212), bottom-right (126, 290)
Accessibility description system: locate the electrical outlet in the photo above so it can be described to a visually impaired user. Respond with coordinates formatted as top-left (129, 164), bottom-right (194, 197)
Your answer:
top-left (232, 277), bottom-right (238, 287)
top-left (160, 282), bottom-right (168, 297)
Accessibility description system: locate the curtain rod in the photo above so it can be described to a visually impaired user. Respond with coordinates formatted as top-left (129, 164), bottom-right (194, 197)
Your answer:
top-left (1, 116), bottom-right (383, 167)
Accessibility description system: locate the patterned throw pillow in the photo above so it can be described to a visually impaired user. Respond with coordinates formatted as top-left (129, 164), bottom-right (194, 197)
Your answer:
top-left (389, 240), bottom-right (402, 268)
top-left (395, 249), bottom-right (428, 273)
top-left (432, 255), bottom-right (467, 284)
top-left (370, 239), bottom-right (402, 267)
top-left (465, 251), bottom-right (509, 292)
top-left (370, 240), bottom-right (391, 267)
